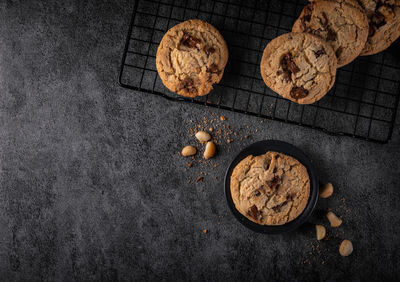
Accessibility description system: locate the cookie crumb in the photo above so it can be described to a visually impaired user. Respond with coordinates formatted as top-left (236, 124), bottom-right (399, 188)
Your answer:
top-left (187, 162), bottom-right (192, 168)
top-left (196, 176), bottom-right (204, 183)
top-left (245, 135), bottom-right (250, 139)
top-left (203, 229), bottom-right (208, 234)
top-left (227, 139), bottom-right (233, 143)
top-left (220, 115), bottom-right (226, 121)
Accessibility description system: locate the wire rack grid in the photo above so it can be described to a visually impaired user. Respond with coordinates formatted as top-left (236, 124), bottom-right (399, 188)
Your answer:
top-left (118, 0), bottom-right (400, 143)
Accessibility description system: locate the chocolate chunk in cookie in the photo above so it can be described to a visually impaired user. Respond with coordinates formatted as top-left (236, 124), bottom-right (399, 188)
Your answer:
top-left (321, 12), bottom-right (337, 41)
top-left (178, 76), bottom-right (196, 94)
top-left (267, 176), bottom-right (280, 190)
top-left (272, 201), bottom-right (288, 213)
top-left (313, 48), bottom-right (326, 58)
top-left (358, 0), bottom-right (400, 55)
top-left (207, 63), bottom-right (220, 74)
top-left (277, 53), bottom-right (300, 82)
top-left (290, 86), bottom-right (309, 100)
top-left (180, 32), bottom-right (201, 48)
top-left (372, 11), bottom-right (386, 28)
top-left (203, 46), bottom-right (216, 56)
top-left (248, 205), bottom-right (261, 220)
top-left (301, 3), bottom-right (314, 27)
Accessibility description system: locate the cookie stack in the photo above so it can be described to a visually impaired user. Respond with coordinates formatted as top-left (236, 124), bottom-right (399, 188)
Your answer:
top-left (261, 0), bottom-right (400, 104)
top-left (155, 1), bottom-right (400, 104)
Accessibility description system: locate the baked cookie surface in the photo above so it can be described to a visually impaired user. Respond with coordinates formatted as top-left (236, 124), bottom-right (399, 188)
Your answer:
top-left (260, 32), bottom-right (337, 104)
top-left (230, 152), bottom-right (310, 226)
top-left (358, 0), bottom-right (400, 55)
top-left (156, 19), bottom-right (228, 97)
top-left (310, 0), bottom-right (363, 10)
top-left (292, 0), bottom-right (369, 67)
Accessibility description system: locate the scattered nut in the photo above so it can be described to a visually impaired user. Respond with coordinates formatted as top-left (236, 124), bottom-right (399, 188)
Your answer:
top-left (327, 211), bottom-right (342, 227)
top-left (204, 141), bottom-right (216, 159)
top-left (220, 115), bottom-right (226, 121)
top-left (315, 225), bottom-right (326, 240)
top-left (195, 131), bottom-right (211, 142)
top-left (320, 183), bottom-right (334, 198)
top-left (181, 146), bottom-right (197, 157)
top-left (339, 240), bottom-right (353, 256)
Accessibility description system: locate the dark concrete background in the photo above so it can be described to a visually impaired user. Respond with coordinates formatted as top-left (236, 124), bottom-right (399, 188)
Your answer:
top-left (0, 0), bottom-right (399, 281)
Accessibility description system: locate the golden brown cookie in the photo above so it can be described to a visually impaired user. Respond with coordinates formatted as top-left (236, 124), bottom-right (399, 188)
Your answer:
top-left (156, 19), bottom-right (228, 97)
top-left (358, 0), bottom-right (400, 55)
top-left (260, 32), bottom-right (337, 104)
top-left (292, 0), bottom-right (369, 67)
top-left (230, 152), bottom-right (310, 226)
top-left (310, 0), bottom-right (363, 10)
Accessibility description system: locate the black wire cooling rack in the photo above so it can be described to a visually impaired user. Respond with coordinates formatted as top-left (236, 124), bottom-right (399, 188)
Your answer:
top-left (119, 0), bottom-right (400, 143)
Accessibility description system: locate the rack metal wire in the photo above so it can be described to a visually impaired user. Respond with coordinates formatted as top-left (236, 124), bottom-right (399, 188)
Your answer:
top-left (119, 0), bottom-right (400, 143)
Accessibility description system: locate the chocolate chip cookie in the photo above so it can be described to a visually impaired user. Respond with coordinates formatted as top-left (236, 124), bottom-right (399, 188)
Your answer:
top-left (293, 0), bottom-right (369, 67)
top-left (358, 0), bottom-right (400, 55)
top-left (311, 0), bottom-right (363, 10)
top-left (260, 32), bottom-right (337, 104)
top-left (156, 19), bottom-right (229, 97)
top-left (230, 152), bottom-right (310, 226)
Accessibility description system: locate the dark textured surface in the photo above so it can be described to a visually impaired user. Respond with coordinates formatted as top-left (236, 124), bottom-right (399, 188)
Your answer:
top-left (0, 0), bottom-right (399, 281)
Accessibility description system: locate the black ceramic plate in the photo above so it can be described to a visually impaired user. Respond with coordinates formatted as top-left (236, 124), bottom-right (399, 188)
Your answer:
top-left (224, 140), bottom-right (319, 234)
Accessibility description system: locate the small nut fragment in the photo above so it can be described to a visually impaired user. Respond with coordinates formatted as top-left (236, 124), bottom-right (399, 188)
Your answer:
top-left (220, 115), bottom-right (226, 121)
top-left (319, 183), bottom-right (334, 198)
top-left (339, 240), bottom-right (353, 257)
top-left (327, 211), bottom-right (342, 227)
top-left (181, 146), bottom-right (196, 157)
top-left (195, 131), bottom-right (211, 142)
top-left (315, 225), bottom-right (326, 240)
top-left (204, 141), bottom-right (216, 159)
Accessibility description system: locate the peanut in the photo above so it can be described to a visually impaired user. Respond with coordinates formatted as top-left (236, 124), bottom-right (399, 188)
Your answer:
top-left (204, 141), bottom-right (216, 159)
top-left (339, 240), bottom-right (353, 257)
top-left (315, 225), bottom-right (326, 240)
top-left (195, 131), bottom-right (211, 142)
top-left (181, 146), bottom-right (196, 157)
top-left (327, 211), bottom-right (342, 227)
top-left (319, 183), bottom-right (334, 198)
